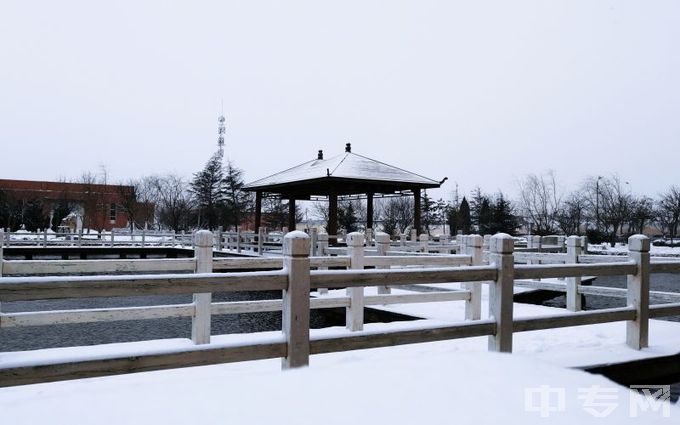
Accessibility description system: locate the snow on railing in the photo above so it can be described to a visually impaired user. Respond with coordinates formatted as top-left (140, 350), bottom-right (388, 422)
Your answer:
top-left (1, 231), bottom-right (680, 387)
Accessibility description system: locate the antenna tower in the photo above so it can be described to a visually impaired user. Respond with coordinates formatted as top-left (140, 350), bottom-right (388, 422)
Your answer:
top-left (217, 99), bottom-right (226, 155)
top-left (217, 114), bottom-right (226, 155)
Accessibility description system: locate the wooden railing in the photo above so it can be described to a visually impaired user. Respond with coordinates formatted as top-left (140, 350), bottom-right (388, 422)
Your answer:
top-left (1, 232), bottom-right (680, 387)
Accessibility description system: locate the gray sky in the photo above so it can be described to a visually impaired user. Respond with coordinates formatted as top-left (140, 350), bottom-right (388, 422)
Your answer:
top-left (1, 1), bottom-right (679, 201)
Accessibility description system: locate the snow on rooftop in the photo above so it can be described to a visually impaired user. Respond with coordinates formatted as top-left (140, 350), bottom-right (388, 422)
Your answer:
top-left (244, 151), bottom-right (441, 190)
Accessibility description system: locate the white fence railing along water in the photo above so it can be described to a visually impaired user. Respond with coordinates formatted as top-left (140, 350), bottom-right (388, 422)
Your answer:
top-left (1, 231), bottom-right (680, 387)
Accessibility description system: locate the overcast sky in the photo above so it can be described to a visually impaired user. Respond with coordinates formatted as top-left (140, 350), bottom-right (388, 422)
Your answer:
top-left (1, 1), bottom-right (679, 201)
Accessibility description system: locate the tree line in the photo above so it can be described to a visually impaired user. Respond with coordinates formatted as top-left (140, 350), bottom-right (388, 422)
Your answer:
top-left (3, 155), bottom-right (679, 246)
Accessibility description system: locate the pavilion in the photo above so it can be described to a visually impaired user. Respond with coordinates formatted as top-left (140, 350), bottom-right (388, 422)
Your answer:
top-left (243, 143), bottom-right (445, 240)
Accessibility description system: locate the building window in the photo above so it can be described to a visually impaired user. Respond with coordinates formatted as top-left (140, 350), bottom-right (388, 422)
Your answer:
top-left (110, 203), bottom-right (117, 221)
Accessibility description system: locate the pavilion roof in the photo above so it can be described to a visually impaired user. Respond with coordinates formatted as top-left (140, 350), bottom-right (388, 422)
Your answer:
top-left (244, 146), bottom-right (442, 197)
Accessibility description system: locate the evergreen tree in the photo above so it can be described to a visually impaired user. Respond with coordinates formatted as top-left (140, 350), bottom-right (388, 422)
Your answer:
top-left (338, 201), bottom-right (359, 233)
top-left (478, 197), bottom-right (493, 234)
top-left (222, 160), bottom-right (251, 230)
top-left (469, 187), bottom-right (485, 230)
top-left (491, 193), bottom-right (519, 235)
top-left (447, 204), bottom-right (459, 236)
top-left (263, 197), bottom-right (288, 230)
top-left (190, 151), bottom-right (225, 230)
top-left (459, 197), bottom-right (471, 234)
top-left (420, 190), bottom-right (437, 235)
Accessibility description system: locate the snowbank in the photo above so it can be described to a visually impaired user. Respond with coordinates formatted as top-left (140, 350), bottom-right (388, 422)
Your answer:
top-left (1, 350), bottom-right (676, 424)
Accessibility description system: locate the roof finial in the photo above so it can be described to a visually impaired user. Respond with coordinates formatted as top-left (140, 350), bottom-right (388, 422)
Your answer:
top-left (318, 150), bottom-right (324, 160)
top-left (345, 142), bottom-right (351, 153)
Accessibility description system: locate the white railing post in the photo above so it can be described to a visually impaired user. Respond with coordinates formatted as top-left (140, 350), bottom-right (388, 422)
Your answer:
top-left (456, 234), bottom-right (463, 253)
top-left (626, 235), bottom-right (650, 350)
top-left (43, 227), bottom-right (48, 248)
top-left (317, 232), bottom-right (329, 256)
top-left (282, 231), bottom-right (311, 369)
top-left (566, 236), bottom-right (582, 311)
top-left (375, 232), bottom-right (391, 295)
top-left (400, 233), bottom-right (406, 247)
top-left (488, 233), bottom-right (514, 353)
top-left (317, 233), bottom-right (329, 295)
top-left (410, 228), bottom-right (417, 243)
top-left (310, 227), bottom-right (318, 257)
top-left (419, 234), bottom-right (429, 253)
top-left (346, 232), bottom-right (365, 331)
top-left (259, 227), bottom-right (266, 255)
top-left (110, 230), bottom-right (114, 247)
top-left (141, 229), bottom-right (146, 248)
top-left (465, 235), bottom-right (483, 320)
top-left (580, 236), bottom-right (588, 253)
top-left (531, 235), bottom-right (542, 280)
top-left (216, 226), bottom-right (223, 251)
top-left (0, 230), bottom-right (3, 318)
top-left (483, 234), bottom-right (491, 252)
top-left (192, 230), bottom-right (213, 345)
top-left (0, 229), bottom-right (4, 277)
top-left (365, 228), bottom-right (373, 247)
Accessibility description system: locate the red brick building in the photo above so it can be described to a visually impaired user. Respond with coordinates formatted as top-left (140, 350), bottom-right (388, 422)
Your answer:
top-left (0, 179), bottom-right (132, 231)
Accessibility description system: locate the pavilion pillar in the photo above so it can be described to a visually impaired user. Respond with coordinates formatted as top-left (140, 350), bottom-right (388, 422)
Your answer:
top-left (328, 194), bottom-right (338, 245)
top-left (414, 188), bottom-right (422, 234)
top-left (288, 198), bottom-right (296, 232)
top-left (254, 191), bottom-right (262, 233)
top-left (366, 193), bottom-right (374, 230)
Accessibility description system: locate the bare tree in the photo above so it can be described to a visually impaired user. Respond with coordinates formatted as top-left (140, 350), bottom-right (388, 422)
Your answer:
top-left (658, 186), bottom-right (680, 243)
top-left (556, 192), bottom-right (587, 236)
top-left (148, 175), bottom-right (193, 232)
top-left (586, 175), bottom-right (632, 246)
top-left (78, 171), bottom-right (109, 231)
top-left (628, 196), bottom-right (655, 236)
top-left (377, 197), bottom-right (414, 236)
top-left (517, 171), bottom-right (562, 235)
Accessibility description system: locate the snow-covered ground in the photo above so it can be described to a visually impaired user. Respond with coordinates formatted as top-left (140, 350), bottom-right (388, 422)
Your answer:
top-left (2, 283), bottom-right (680, 422)
top-left (589, 243), bottom-right (680, 257)
top-left (1, 339), bottom-right (678, 424)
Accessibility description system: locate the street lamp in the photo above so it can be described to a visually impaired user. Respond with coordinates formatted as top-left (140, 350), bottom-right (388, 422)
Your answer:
top-left (596, 176), bottom-right (603, 231)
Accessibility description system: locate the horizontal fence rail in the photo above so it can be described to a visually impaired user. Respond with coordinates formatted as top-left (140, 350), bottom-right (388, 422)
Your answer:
top-left (0, 231), bottom-right (679, 387)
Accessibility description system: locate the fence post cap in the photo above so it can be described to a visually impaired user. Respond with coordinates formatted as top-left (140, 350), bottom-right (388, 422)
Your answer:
top-left (628, 235), bottom-right (650, 252)
top-left (195, 230), bottom-right (214, 247)
top-left (466, 234), bottom-right (483, 247)
top-left (374, 232), bottom-right (390, 243)
top-left (566, 235), bottom-right (582, 247)
top-left (283, 231), bottom-right (311, 256)
top-left (345, 232), bottom-right (365, 247)
top-left (490, 233), bottom-right (514, 254)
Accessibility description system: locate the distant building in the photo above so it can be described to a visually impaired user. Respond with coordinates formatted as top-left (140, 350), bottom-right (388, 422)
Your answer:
top-left (0, 179), bottom-right (132, 231)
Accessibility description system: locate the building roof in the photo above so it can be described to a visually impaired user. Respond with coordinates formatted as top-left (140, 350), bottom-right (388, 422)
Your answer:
top-left (244, 145), bottom-right (442, 197)
top-left (0, 179), bottom-right (130, 201)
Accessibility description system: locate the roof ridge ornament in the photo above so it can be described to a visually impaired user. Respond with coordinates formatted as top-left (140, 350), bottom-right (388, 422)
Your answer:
top-left (345, 143), bottom-right (351, 153)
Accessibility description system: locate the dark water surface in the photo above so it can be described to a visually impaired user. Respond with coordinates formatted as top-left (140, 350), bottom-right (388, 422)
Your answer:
top-left (530, 273), bottom-right (680, 403)
top-left (0, 291), bottom-right (417, 352)
top-left (538, 273), bottom-right (680, 322)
